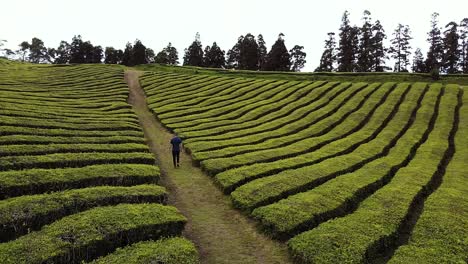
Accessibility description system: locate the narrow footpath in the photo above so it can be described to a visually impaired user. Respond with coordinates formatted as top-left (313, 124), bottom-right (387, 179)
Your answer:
top-left (125, 70), bottom-right (291, 264)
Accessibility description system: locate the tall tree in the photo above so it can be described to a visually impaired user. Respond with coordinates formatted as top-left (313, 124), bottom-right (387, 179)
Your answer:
top-left (104, 47), bottom-right (123, 64)
top-left (389, 24), bottom-right (412, 72)
top-left (203, 42), bottom-right (225, 68)
top-left (146, 48), bottom-right (155, 64)
top-left (155, 43), bottom-right (179, 65)
top-left (54, 41), bottom-right (70, 64)
top-left (316, 32), bottom-right (337, 72)
top-left (24, 37), bottom-right (51, 63)
top-left (289, 45), bottom-right (306, 72)
top-left (183, 32), bottom-right (204, 66)
top-left (412, 48), bottom-right (426, 73)
top-left (239, 33), bottom-right (259, 70)
top-left (460, 18), bottom-right (468, 73)
top-left (442, 22), bottom-right (460, 73)
top-left (371, 20), bottom-right (387, 71)
top-left (425, 12), bottom-right (444, 72)
top-left (132, 39), bottom-right (147, 65)
top-left (257, 34), bottom-right (268, 70)
top-left (337, 11), bottom-right (359, 72)
top-left (17, 41), bottom-right (30, 62)
top-left (69, 35), bottom-right (85, 63)
top-left (226, 36), bottom-right (243, 69)
top-left (154, 50), bottom-right (169, 64)
top-left (0, 40), bottom-right (13, 58)
top-left (90, 45), bottom-right (103, 63)
top-left (121, 42), bottom-right (133, 66)
top-left (165, 43), bottom-right (179, 65)
top-left (264, 33), bottom-right (291, 71)
top-left (357, 10), bottom-right (374, 72)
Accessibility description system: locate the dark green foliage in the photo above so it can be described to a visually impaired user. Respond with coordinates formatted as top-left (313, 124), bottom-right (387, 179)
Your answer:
top-left (54, 41), bottom-right (71, 64)
top-left (460, 18), bottom-right (468, 73)
top-left (104, 47), bottom-right (123, 64)
top-left (289, 45), bottom-right (306, 72)
top-left (203, 42), bottom-right (225, 68)
top-left (90, 237), bottom-right (199, 264)
top-left (155, 50), bottom-right (169, 64)
top-left (68, 35), bottom-right (102, 64)
top-left (146, 48), bottom-right (155, 63)
top-left (371, 20), bottom-right (387, 72)
top-left (0, 185), bottom-right (167, 241)
top-left (264, 33), bottom-right (291, 71)
top-left (121, 42), bottom-right (133, 66)
top-left (357, 10), bottom-right (374, 72)
top-left (430, 67), bottom-right (440, 80)
top-left (389, 24), bottom-right (412, 72)
top-left (17, 41), bottom-right (30, 62)
top-left (155, 42), bottom-right (179, 65)
top-left (425, 12), bottom-right (444, 72)
top-left (226, 36), bottom-right (242, 69)
top-left (316, 32), bottom-right (336, 72)
top-left (337, 11), bottom-right (359, 72)
top-left (257, 34), bottom-right (268, 70)
top-left (412, 48), bottom-right (426, 73)
top-left (183, 32), bottom-right (204, 66)
top-left (0, 204), bottom-right (186, 264)
top-left (442, 22), bottom-right (460, 73)
top-left (20, 37), bottom-right (52, 63)
top-left (239, 33), bottom-right (259, 70)
top-left (132, 40), bottom-right (148, 65)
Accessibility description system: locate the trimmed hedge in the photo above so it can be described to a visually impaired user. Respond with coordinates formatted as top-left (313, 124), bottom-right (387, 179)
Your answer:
top-left (0, 152), bottom-right (155, 171)
top-left (0, 164), bottom-right (160, 199)
top-left (0, 203), bottom-right (186, 264)
top-left (287, 85), bottom-right (458, 263)
top-left (89, 237), bottom-right (200, 264)
top-left (0, 184), bottom-right (168, 241)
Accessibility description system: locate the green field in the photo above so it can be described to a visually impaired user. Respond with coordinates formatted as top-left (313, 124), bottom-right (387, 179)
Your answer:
top-left (0, 61), bottom-right (199, 264)
top-left (139, 68), bottom-right (467, 263)
top-left (1, 58), bottom-right (467, 263)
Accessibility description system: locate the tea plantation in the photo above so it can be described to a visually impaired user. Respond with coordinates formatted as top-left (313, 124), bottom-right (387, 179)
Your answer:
top-left (139, 69), bottom-right (467, 263)
top-left (0, 60), bottom-right (199, 264)
top-left (1, 58), bottom-right (466, 263)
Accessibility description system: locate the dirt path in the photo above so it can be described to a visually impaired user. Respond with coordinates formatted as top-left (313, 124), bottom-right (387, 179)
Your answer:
top-left (125, 70), bottom-right (291, 264)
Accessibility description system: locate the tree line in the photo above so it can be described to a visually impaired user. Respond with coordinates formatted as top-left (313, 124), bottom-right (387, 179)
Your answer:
top-left (317, 11), bottom-right (468, 74)
top-left (0, 32), bottom-right (306, 72)
top-left (2, 11), bottom-right (467, 74)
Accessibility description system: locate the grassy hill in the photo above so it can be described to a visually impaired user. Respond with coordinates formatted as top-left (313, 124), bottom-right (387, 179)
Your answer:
top-left (0, 61), bottom-right (199, 264)
top-left (139, 68), bottom-right (467, 263)
top-left (0, 58), bottom-right (466, 263)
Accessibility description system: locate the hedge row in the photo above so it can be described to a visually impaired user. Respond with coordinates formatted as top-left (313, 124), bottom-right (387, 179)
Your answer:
top-left (182, 81), bottom-right (355, 151)
top-left (0, 152), bottom-right (155, 171)
top-left (388, 86), bottom-right (467, 264)
top-left (287, 85), bottom-right (457, 263)
top-left (0, 143), bottom-right (149, 156)
top-left (89, 237), bottom-right (200, 264)
top-left (0, 184), bottom-right (167, 241)
top-left (218, 82), bottom-right (412, 194)
top-left (179, 81), bottom-right (339, 141)
top-left (251, 82), bottom-right (433, 238)
top-left (159, 79), bottom-right (285, 121)
top-left (0, 125), bottom-right (144, 138)
top-left (0, 203), bottom-right (186, 264)
top-left (229, 84), bottom-right (437, 210)
top-left (199, 82), bottom-right (383, 172)
top-left (0, 135), bottom-right (145, 145)
top-left (0, 164), bottom-right (160, 199)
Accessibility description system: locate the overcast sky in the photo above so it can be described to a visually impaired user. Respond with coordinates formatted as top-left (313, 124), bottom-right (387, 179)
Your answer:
top-left (1, 0), bottom-right (467, 71)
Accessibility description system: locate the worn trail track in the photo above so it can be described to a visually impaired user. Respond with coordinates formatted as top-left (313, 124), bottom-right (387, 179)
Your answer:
top-left (125, 70), bottom-right (291, 264)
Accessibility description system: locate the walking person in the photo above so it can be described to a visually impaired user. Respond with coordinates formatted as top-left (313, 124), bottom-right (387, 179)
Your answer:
top-left (170, 135), bottom-right (183, 168)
